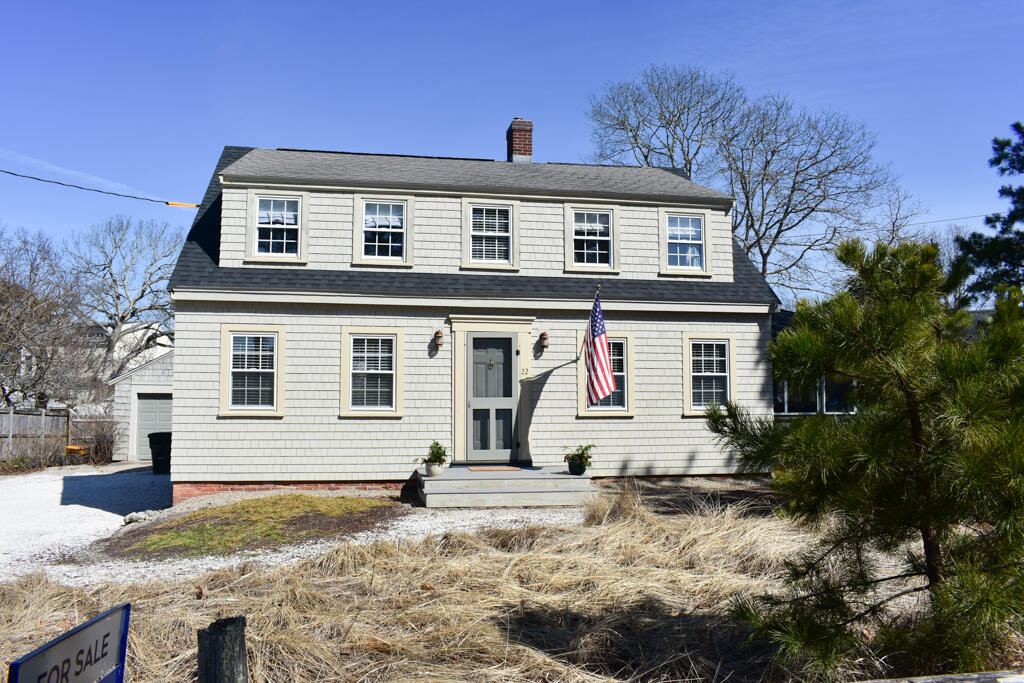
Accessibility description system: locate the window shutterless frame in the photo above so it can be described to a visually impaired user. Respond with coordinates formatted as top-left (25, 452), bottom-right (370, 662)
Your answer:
top-left (658, 207), bottom-right (713, 277)
top-left (339, 327), bottom-right (405, 418)
top-left (563, 204), bottom-right (620, 273)
top-left (576, 331), bottom-right (635, 417)
top-left (461, 198), bottom-right (520, 270)
top-left (219, 324), bottom-right (286, 417)
top-left (244, 190), bottom-right (309, 264)
top-left (352, 194), bottom-right (416, 267)
top-left (682, 332), bottom-right (737, 416)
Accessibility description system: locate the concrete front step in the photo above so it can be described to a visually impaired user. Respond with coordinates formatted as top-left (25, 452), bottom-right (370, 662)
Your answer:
top-left (415, 465), bottom-right (596, 508)
top-left (422, 487), bottom-right (596, 508)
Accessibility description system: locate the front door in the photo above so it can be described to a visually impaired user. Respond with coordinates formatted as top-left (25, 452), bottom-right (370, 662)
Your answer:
top-left (467, 333), bottom-right (518, 462)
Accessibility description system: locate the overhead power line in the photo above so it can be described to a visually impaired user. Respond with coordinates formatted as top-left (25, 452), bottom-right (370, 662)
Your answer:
top-left (0, 168), bottom-right (198, 207)
top-left (905, 213), bottom-right (998, 227)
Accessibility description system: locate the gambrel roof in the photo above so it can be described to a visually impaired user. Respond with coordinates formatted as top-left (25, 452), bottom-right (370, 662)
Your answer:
top-left (169, 146), bottom-right (779, 306)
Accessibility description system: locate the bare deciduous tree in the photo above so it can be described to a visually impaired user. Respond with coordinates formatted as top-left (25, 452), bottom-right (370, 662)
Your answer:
top-left (0, 226), bottom-right (94, 407)
top-left (68, 216), bottom-right (182, 382)
top-left (588, 64), bottom-right (897, 299)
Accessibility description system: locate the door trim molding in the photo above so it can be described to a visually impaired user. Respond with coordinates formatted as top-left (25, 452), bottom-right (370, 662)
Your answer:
top-left (451, 315), bottom-right (535, 462)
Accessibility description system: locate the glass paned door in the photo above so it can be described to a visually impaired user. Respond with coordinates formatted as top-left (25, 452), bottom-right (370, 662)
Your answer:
top-left (467, 334), bottom-right (518, 462)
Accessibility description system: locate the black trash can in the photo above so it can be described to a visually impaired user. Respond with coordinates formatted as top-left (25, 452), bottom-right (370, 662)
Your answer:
top-left (149, 432), bottom-right (172, 475)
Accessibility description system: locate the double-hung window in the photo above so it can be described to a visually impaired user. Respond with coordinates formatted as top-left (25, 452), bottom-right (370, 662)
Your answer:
top-left (573, 211), bottom-right (612, 266)
top-left (667, 215), bottom-right (704, 270)
top-left (593, 339), bottom-right (627, 409)
top-left (230, 333), bottom-right (277, 409)
top-left (350, 335), bottom-right (396, 410)
top-left (470, 206), bottom-right (512, 263)
top-left (690, 340), bottom-right (729, 409)
top-left (363, 202), bottom-right (405, 259)
top-left (256, 198), bottom-right (300, 256)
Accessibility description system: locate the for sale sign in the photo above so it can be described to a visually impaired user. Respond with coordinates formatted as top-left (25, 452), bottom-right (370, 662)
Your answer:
top-left (6, 603), bottom-right (130, 683)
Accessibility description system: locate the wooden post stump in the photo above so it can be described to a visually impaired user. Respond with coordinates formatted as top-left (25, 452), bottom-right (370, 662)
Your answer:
top-left (197, 615), bottom-right (248, 683)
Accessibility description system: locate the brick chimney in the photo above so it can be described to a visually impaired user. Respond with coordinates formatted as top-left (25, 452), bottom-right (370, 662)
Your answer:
top-left (506, 117), bottom-right (533, 163)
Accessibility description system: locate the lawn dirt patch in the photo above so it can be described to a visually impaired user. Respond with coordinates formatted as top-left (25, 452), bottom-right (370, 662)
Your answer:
top-left (92, 494), bottom-right (408, 560)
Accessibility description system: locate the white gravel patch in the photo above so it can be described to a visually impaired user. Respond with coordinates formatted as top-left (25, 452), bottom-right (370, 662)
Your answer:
top-left (0, 464), bottom-right (584, 586)
top-left (44, 505), bottom-right (585, 587)
top-left (0, 462), bottom-right (171, 580)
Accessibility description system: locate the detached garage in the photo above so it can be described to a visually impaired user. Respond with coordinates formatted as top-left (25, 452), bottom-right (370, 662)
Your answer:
top-left (110, 351), bottom-right (173, 461)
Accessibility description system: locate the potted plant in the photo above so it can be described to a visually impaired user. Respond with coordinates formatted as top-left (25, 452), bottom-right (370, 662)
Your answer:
top-left (563, 444), bottom-right (594, 476)
top-left (420, 440), bottom-right (449, 476)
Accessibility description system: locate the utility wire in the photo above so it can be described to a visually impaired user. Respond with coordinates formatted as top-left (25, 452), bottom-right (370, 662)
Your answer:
top-left (0, 168), bottom-right (198, 207)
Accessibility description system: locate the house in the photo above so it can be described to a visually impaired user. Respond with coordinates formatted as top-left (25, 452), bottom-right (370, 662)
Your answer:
top-left (109, 350), bottom-right (173, 460)
top-left (166, 118), bottom-right (780, 505)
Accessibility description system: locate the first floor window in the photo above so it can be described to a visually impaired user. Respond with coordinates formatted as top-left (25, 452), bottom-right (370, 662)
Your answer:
top-left (470, 206), bottom-right (511, 263)
top-left (363, 202), bottom-right (405, 259)
top-left (592, 338), bottom-right (627, 409)
top-left (231, 333), bottom-right (276, 408)
top-left (691, 340), bottom-right (729, 408)
top-left (774, 376), bottom-right (854, 415)
top-left (256, 198), bottom-right (299, 255)
top-left (573, 210), bottom-right (612, 265)
top-left (667, 215), bottom-right (704, 269)
top-left (350, 335), bottom-right (396, 409)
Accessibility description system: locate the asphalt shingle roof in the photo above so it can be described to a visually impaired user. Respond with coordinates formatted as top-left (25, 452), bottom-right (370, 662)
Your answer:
top-left (220, 147), bottom-right (733, 205)
top-left (170, 146), bottom-right (778, 306)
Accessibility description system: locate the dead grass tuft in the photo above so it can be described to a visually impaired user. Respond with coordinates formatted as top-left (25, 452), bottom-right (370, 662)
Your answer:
top-left (1, 481), bottom-right (809, 681)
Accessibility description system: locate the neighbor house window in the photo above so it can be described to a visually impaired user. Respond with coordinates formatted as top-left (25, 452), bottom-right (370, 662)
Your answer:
top-left (573, 211), bottom-right (612, 266)
top-left (230, 333), bottom-right (277, 409)
top-left (470, 206), bottom-right (512, 263)
top-left (690, 340), bottom-right (729, 408)
top-left (350, 335), bottom-right (396, 409)
top-left (774, 377), bottom-right (854, 415)
top-left (256, 198), bottom-right (299, 255)
top-left (363, 202), bottom-right (406, 259)
top-left (592, 339), bottom-right (627, 409)
top-left (667, 215), bottom-right (704, 269)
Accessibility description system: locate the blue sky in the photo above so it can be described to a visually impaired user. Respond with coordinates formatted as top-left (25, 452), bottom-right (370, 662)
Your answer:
top-left (1, 0), bottom-right (1022, 243)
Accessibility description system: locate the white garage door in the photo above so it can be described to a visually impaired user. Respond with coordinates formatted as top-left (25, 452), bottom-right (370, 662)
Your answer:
top-left (136, 393), bottom-right (172, 460)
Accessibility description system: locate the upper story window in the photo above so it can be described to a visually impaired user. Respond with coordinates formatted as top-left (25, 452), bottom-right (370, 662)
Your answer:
top-left (775, 377), bottom-right (854, 415)
top-left (667, 215), bottom-right (704, 270)
top-left (690, 340), bottom-right (729, 409)
top-left (363, 202), bottom-right (405, 259)
top-left (470, 207), bottom-right (512, 263)
top-left (573, 211), bottom-right (612, 266)
top-left (230, 333), bottom-right (277, 409)
top-left (257, 198), bottom-right (299, 256)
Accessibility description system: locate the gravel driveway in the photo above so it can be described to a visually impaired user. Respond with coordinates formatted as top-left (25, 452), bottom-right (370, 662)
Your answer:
top-left (0, 462), bottom-right (171, 579)
top-left (0, 463), bottom-right (585, 587)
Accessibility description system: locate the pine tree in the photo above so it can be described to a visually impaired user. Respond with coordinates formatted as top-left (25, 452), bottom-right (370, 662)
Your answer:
top-left (708, 239), bottom-right (1024, 679)
top-left (956, 122), bottom-right (1024, 297)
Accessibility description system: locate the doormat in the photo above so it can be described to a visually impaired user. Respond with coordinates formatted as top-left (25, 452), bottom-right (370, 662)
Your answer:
top-left (467, 466), bottom-right (521, 471)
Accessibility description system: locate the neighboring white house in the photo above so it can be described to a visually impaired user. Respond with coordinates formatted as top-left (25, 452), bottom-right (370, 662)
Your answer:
top-left (166, 119), bottom-right (779, 504)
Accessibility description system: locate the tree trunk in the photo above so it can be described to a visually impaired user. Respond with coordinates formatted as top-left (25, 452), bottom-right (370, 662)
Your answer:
top-left (920, 523), bottom-right (945, 587)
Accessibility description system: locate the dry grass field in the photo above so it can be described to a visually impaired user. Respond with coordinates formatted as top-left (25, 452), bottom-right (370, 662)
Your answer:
top-left (0, 480), bottom-right (815, 682)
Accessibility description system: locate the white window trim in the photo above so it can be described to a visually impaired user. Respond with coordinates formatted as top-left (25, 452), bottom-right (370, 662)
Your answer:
top-left (658, 207), bottom-right (713, 277)
top-left (218, 324), bottom-right (286, 417)
top-left (564, 204), bottom-right (620, 274)
top-left (244, 190), bottom-right (309, 264)
top-left (576, 330), bottom-right (635, 418)
top-left (352, 194), bottom-right (416, 267)
top-left (461, 198), bottom-right (520, 271)
top-left (682, 332), bottom-right (737, 417)
top-left (340, 326), bottom-right (404, 418)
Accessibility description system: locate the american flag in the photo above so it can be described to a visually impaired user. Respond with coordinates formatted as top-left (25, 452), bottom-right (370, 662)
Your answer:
top-left (585, 292), bottom-right (616, 405)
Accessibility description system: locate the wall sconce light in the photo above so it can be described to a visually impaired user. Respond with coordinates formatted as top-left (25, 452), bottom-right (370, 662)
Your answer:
top-left (434, 330), bottom-right (444, 348)
top-left (539, 332), bottom-right (549, 349)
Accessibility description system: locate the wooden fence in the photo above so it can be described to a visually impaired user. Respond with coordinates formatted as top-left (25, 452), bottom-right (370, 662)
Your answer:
top-left (0, 407), bottom-right (70, 459)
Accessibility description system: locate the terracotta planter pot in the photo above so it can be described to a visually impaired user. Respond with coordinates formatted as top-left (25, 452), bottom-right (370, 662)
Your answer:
top-left (425, 462), bottom-right (444, 477)
top-left (567, 460), bottom-right (587, 476)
